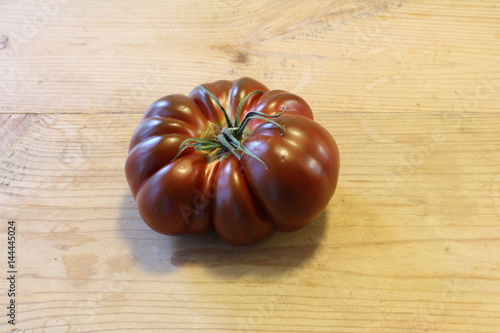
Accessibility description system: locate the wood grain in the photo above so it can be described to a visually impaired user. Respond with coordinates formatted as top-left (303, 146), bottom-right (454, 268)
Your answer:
top-left (1, 0), bottom-right (499, 332)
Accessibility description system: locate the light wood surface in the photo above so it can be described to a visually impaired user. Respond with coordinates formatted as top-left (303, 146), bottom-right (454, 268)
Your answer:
top-left (1, 0), bottom-right (499, 332)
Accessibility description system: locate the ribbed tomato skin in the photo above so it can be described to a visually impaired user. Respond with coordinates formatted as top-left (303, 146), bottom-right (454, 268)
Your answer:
top-left (125, 77), bottom-right (339, 246)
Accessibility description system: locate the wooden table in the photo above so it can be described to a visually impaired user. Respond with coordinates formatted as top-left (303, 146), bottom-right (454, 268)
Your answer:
top-left (1, 1), bottom-right (499, 332)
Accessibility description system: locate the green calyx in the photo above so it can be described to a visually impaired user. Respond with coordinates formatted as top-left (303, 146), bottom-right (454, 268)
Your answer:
top-left (172, 86), bottom-right (287, 169)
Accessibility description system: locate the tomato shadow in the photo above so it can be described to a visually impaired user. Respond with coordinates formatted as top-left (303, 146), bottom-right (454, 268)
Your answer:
top-left (170, 211), bottom-right (327, 278)
top-left (119, 193), bottom-right (326, 277)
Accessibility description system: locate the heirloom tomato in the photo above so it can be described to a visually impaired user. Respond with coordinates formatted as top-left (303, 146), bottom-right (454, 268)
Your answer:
top-left (125, 77), bottom-right (339, 246)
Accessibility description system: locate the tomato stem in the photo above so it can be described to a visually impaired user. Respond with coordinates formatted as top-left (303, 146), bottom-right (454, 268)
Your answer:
top-left (199, 86), bottom-right (233, 128)
top-left (172, 88), bottom-right (287, 169)
top-left (235, 90), bottom-right (263, 127)
top-left (234, 108), bottom-right (286, 140)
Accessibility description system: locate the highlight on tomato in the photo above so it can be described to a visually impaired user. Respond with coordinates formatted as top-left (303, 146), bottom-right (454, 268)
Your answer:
top-left (125, 77), bottom-right (340, 246)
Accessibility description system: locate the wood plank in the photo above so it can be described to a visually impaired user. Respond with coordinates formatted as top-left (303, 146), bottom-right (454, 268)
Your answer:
top-left (1, 1), bottom-right (498, 114)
